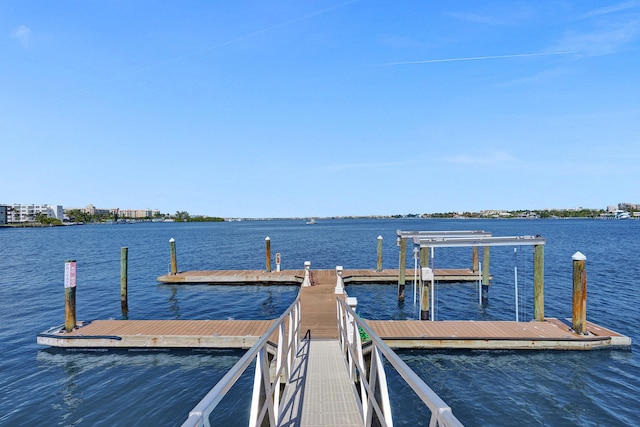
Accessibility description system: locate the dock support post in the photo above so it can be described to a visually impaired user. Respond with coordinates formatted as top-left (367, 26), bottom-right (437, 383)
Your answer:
top-left (481, 246), bottom-right (490, 305)
top-left (420, 267), bottom-right (433, 320)
top-left (572, 251), bottom-right (587, 334)
top-left (533, 244), bottom-right (545, 321)
top-left (420, 246), bottom-right (429, 270)
top-left (398, 237), bottom-right (407, 301)
top-left (64, 260), bottom-right (77, 332)
top-left (169, 238), bottom-right (177, 275)
top-left (376, 235), bottom-right (383, 272)
top-left (302, 261), bottom-right (311, 287)
top-left (335, 265), bottom-right (344, 294)
top-left (120, 247), bottom-right (128, 315)
top-left (265, 236), bottom-right (271, 272)
top-left (472, 246), bottom-right (479, 272)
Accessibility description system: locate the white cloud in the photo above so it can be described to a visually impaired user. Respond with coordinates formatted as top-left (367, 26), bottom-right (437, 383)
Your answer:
top-left (10, 25), bottom-right (31, 47)
top-left (578, 1), bottom-right (640, 20)
top-left (553, 20), bottom-right (640, 57)
top-left (445, 151), bottom-right (517, 166)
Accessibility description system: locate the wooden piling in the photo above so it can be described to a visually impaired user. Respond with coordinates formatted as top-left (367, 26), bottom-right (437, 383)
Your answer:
top-left (420, 247), bottom-right (429, 270)
top-left (472, 246), bottom-right (479, 272)
top-left (419, 247), bottom-right (430, 320)
top-left (265, 237), bottom-right (271, 273)
top-left (169, 238), bottom-right (177, 275)
top-left (481, 246), bottom-right (490, 304)
top-left (120, 247), bottom-right (128, 315)
top-left (398, 237), bottom-right (407, 301)
top-left (572, 251), bottom-right (587, 334)
top-left (64, 260), bottom-right (77, 332)
top-left (420, 283), bottom-right (430, 320)
top-left (420, 267), bottom-right (434, 321)
top-left (376, 235), bottom-right (383, 272)
top-left (533, 244), bottom-right (544, 321)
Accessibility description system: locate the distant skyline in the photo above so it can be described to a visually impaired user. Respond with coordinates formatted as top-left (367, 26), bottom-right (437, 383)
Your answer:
top-left (2, 1), bottom-right (639, 217)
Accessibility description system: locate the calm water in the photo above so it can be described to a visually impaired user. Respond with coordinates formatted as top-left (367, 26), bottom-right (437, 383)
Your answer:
top-left (0, 218), bottom-right (638, 426)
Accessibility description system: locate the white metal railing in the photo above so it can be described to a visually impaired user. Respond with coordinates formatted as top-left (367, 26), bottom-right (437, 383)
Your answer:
top-left (337, 298), bottom-right (464, 427)
top-left (182, 296), bottom-right (301, 427)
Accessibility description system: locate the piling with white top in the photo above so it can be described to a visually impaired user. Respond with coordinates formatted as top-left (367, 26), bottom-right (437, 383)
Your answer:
top-left (572, 251), bottom-right (587, 334)
top-left (64, 260), bottom-right (77, 332)
top-left (169, 238), bottom-right (178, 275)
top-left (265, 237), bottom-right (271, 273)
top-left (376, 235), bottom-right (383, 272)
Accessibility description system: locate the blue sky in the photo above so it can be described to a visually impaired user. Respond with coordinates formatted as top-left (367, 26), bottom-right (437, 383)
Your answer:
top-left (2, 1), bottom-right (639, 217)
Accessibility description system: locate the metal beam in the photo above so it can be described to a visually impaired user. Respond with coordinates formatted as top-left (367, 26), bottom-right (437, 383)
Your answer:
top-left (397, 230), bottom-right (491, 239)
top-left (416, 235), bottom-right (546, 248)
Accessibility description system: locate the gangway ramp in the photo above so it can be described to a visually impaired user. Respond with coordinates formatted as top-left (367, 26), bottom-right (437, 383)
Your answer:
top-left (278, 339), bottom-right (363, 426)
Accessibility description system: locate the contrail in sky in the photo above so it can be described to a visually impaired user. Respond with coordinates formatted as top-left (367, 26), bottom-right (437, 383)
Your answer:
top-left (77, 0), bottom-right (361, 93)
top-left (370, 51), bottom-right (577, 67)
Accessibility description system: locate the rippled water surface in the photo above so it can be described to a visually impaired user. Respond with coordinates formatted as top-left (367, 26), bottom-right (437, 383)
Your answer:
top-left (0, 219), bottom-right (638, 426)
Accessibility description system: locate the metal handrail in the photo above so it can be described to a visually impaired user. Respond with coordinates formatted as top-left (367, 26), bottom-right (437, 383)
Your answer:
top-left (337, 298), bottom-right (464, 427)
top-left (182, 295), bottom-right (301, 427)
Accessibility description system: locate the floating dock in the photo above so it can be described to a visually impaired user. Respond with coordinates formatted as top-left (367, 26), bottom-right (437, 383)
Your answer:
top-left (38, 268), bottom-right (630, 350)
top-left (155, 268), bottom-right (483, 285)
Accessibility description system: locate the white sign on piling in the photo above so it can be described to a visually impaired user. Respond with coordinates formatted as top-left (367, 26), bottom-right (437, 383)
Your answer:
top-left (64, 260), bottom-right (77, 288)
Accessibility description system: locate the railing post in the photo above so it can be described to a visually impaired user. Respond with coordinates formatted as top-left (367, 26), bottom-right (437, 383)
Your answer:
top-left (302, 261), bottom-right (311, 287)
top-left (249, 351), bottom-right (262, 427)
top-left (335, 265), bottom-right (345, 294)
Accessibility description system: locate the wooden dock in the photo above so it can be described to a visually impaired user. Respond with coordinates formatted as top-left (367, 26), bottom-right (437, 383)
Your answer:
top-left (37, 319), bottom-right (275, 349)
top-left (366, 318), bottom-right (631, 350)
top-left (156, 268), bottom-right (483, 285)
top-left (38, 269), bottom-right (630, 350)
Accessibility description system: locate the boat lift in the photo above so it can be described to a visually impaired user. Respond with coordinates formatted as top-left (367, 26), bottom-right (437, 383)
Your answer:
top-left (412, 235), bottom-right (546, 322)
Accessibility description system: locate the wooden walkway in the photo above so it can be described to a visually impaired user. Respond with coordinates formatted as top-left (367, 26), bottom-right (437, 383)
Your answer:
top-left (37, 319), bottom-right (275, 349)
top-left (38, 269), bottom-right (630, 350)
top-left (156, 268), bottom-right (483, 285)
top-left (366, 318), bottom-right (631, 350)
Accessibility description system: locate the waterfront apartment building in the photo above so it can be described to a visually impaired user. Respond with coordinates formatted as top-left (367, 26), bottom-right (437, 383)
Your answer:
top-left (3, 204), bottom-right (64, 223)
top-left (64, 205), bottom-right (161, 219)
top-left (118, 208), bottom-right (160, 219)
top-left (0, 206), bottom-right (7, 225)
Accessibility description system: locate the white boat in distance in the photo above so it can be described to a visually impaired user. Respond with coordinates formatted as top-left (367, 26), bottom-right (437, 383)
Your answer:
top-left (306, 218), bottom-right (317, 225)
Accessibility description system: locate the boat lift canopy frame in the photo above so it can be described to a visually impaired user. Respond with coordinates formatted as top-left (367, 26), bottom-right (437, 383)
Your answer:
top-left (411, 234), bottom-right (546, 322)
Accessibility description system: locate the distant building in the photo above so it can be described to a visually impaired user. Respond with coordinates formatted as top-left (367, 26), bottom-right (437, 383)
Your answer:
top-left (3, 204), bottom-right (64, 223)
top-left (0, 206), bottom-right (7, 225)
top-left (618, 202), bottom-right (640, 212)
